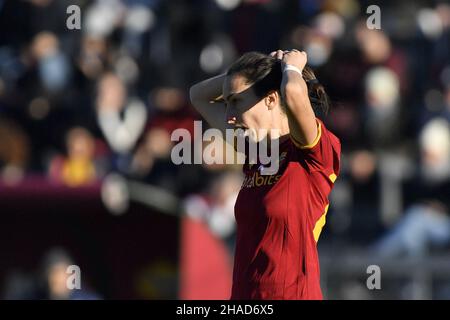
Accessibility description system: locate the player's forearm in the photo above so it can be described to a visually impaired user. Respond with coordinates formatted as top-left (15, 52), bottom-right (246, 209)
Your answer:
top-left (189, 74), bottom-right (229, 132)
top-left (281, 71), bottom-right (317, 145)
top-left (282, 72), bottom-right (313, 114)
top-left (189, 73), bottom-right (226, 106)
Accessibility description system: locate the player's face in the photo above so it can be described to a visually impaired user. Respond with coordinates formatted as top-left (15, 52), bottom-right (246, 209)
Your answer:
top-left (222, 74), bottom-right (272, 141)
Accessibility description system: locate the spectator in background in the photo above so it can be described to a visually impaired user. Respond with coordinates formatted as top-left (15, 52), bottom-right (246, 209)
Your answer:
top-left (30, 31), bottom-right (71, 95)
top-left (38, 248), bottom-right (100, 300)
top-left (0, 118), bottom-right (30, 184)
top-left (130, 126), bottom-right (175, 191)
top-left (48, 127), bottom-right (99, 187)
top-left (2, 247), bottom-right (101, 300)
top-left (77, 35), bottom-right (109, 81)
top-left (364, 66), bottom-right (401, 148)
top-left (95, 72), bottom-right (147, 157)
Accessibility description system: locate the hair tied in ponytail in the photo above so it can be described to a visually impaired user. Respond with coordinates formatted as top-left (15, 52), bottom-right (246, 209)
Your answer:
top-left (306, 79), bottom-right (320, 85)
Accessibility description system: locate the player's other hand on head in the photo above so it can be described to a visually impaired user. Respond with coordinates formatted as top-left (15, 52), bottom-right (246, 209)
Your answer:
top-left (269, 49), bottom-right (308, 71)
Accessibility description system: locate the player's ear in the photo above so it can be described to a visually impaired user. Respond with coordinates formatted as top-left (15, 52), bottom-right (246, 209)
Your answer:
top-left (265, 91), bottom-right (278, 110)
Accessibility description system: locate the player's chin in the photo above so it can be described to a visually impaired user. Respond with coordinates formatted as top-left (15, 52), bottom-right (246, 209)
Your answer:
top-left (232, 126), bottom-right (249, 138)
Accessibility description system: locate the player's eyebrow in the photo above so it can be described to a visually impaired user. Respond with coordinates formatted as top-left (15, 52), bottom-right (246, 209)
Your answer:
top-left (224, 92), bottom-right (237, 102)
top-left (224, 85), bottom-right (252, 103)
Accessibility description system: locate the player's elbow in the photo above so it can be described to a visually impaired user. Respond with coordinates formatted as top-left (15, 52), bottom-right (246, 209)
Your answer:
top-left (189, 84), bottom-right (199, 104)
top-left (189, 85), bottom-right (205, 112)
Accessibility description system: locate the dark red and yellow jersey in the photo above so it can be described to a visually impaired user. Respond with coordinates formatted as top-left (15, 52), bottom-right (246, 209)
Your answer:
top-left (231, 119), bottom-right (341, 300)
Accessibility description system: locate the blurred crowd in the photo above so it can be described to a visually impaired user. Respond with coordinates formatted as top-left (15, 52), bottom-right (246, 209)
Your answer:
top-left (0, 0), bottom-right (450, 259)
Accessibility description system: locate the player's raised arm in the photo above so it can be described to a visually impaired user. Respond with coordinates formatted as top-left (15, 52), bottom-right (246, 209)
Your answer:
top-left (271, 49), bottom-right (318, 148)
top-left (189, 73), bottom-right (231, 134)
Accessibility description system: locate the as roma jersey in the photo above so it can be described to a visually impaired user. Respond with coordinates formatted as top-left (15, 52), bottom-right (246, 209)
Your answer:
top-left (231, 119), bottom-right (341, 300)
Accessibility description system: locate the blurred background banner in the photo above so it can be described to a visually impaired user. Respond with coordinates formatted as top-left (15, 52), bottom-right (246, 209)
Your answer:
top-left (0, 0), bottom-right (449, 299)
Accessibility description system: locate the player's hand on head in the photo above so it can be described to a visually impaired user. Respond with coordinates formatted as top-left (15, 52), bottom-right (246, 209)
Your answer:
top-left (269, 50), bottom-right (285, 60)
top-left (282, 49), bottom-right (307, 71)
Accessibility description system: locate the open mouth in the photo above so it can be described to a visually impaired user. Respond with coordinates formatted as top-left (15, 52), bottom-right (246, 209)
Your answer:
top-left (233, 123), bottom-right (248, 130)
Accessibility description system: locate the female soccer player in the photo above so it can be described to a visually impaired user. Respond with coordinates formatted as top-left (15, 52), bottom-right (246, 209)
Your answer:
top-left (189, 50), bottom-right (340, 299)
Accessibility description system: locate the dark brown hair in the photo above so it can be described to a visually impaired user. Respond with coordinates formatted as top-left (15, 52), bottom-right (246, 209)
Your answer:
top-left (226, 51), bottom-right (330, 116)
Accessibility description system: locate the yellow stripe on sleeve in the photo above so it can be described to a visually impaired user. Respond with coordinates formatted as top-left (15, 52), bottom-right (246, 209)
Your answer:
top-left (329, 173), bottom-right (337, 183)
top-left (313, 204), bottom-right (329, 242)
top-left (290, 120), bottom-right (322, 150)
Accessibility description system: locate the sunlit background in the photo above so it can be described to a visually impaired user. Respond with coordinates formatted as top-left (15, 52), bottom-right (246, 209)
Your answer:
top-left (0, 0), bottom-right (450, 299)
